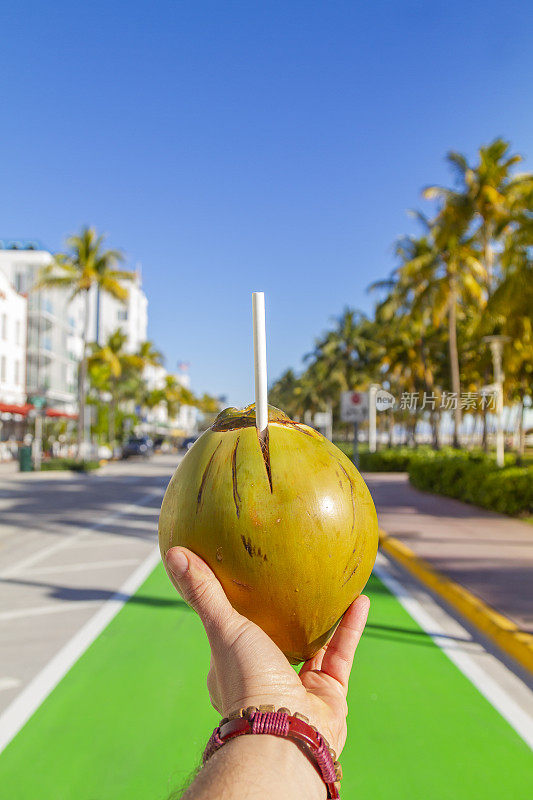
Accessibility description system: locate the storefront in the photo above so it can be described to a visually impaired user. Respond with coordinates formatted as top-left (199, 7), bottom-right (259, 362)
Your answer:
top-left (0, 403), bottom-right (78, 461)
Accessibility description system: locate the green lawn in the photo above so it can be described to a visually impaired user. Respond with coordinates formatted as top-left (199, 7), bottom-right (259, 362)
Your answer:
top-left (0, 564), bottom-right (531, 800)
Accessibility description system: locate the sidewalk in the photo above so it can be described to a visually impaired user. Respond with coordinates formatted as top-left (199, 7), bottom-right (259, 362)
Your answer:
top-left (0, 461), bottom-right (18, 476)
top-left (364, 473), bottom-right (533, 637)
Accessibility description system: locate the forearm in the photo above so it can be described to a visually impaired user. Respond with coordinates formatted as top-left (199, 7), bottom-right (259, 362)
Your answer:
top-left (181, 734), bottom-right (326, 800)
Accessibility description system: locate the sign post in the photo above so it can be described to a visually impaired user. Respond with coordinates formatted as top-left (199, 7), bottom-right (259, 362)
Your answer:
top-left (368, 384), bottom-right (380, 453)
top-left (340, 391), bottom-right (369, 467)
top-left (29, 395), bottom-right (47, 471)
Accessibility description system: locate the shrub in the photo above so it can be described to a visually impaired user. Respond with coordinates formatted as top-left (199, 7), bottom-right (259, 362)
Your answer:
top-left (333, 444), bottom-right (438, 472)
top-left (40, 458), bottom-right (100, 473)
top-left (408, 454), bottom-right (533, 517)
top-left (359, 448), bottom-right (421, 471)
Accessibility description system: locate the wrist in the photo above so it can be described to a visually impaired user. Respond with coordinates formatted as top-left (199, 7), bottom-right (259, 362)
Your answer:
top-left (212, 734), bottom-right (327, 799)
top-left (204, 706), bottom-right (340, 798)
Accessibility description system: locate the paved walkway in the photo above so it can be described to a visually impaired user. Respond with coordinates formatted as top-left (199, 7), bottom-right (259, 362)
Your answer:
top-left (364, 473), bottom-right (533, 635)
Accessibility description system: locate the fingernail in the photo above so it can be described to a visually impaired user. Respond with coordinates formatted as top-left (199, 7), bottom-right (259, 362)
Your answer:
top-left (167, 550), bottom-right (189, 577)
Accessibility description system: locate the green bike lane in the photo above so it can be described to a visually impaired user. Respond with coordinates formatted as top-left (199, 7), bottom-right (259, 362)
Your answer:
top-left (0, 562), bottom-right (531, 800)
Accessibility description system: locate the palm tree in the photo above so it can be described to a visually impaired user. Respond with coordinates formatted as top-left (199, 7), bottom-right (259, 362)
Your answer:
top-left (145, 375), bottom-right (196, 422)
top-left (88, 328), bottom-right (140, 445)
top-left (136, 340), bottom-right (164, 369)
top-left (311, 309), bottom-right (383, 391)
top-left (480, 212), bottom-right (533, 457)
top-left (424, 138), bottom-right (532, 291)
top-left (37, 227), bottom-right (135, 455)
top-left (388, 215), bottom-right (486, 446)
top-left (269, 369), bottom-right (302, 418)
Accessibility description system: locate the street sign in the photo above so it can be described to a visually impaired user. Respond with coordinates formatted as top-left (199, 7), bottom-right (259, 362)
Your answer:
top-left (340, 391), bottom-right (369, 422)
top-left (375, 388), bottom-right (395, 411)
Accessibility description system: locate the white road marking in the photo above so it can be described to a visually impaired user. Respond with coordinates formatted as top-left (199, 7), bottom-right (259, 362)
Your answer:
top-left (374, 554), bottom-right (533, 749)
top-left (0, 547), bottom-right (161, 754)
top-left (0, 678), bottom-right (21, 692)
top-left (24, 558), bottom-right (140, 576)
top-left (0, 602), bottom-right (99, 621)
top-left (0, 490), bottom-right (161, 579)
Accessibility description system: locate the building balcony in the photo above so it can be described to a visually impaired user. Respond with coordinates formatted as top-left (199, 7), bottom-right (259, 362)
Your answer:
top-left (26, 348), bottom-right (54, 363)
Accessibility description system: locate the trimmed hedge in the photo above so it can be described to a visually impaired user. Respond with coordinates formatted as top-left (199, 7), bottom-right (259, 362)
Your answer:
top-left (333, 443), bottom-right (437, 471)
top-left (40, 458), bottom-right (100, 473)
top-left (408, 452), bottom-right (533, 517)
top-left (359, 448), bottom-right (419, 471)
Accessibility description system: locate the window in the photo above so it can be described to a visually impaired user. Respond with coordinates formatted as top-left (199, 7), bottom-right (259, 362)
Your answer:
top-left (15, 320), bottom-right (21, 346)
top-left (1, 313), bottom-right (6, 340)
top-left (0, 356), bottom-right (6, 382)
top-left (14, 361), bottom-right (19, 384)
top-left (118, 309), bottom-right (128, 321)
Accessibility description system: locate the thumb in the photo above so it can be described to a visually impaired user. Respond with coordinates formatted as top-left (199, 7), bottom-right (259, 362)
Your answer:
top-left (165, 546), bottom-right (237, 639)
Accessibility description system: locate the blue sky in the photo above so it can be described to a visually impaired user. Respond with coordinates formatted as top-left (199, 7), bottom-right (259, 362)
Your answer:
top-left (1, 0), bottom-right (532, 406)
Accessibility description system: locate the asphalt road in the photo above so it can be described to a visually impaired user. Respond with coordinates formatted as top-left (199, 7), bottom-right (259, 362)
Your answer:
top-left (0, 453), bottom-right (531, 772)
top-left (0, 454), bottom-right (179, 716)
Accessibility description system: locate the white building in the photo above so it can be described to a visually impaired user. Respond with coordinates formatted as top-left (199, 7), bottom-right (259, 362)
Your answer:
top-left (0, 248), bottom-right (80, 412)
top-left (0, 245), bottom-right (148, 415)
top-left (84, 271), bottom-right (148, 353)
top-left (0, 268), bottom-right (27, 406)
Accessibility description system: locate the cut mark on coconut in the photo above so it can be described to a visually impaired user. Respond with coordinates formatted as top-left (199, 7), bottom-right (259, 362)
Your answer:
top-left (257, 427), bottom-right (273, 493)
top-left (342, 551), bottom-right (363, 586)
top-left (232, 578), bottom-right (253, 590)
top-left (241, 535), bottom-right (268, 561)
top-left (336, 459), bottom-right (356, 537)
top-left (197, 441), bottom-right (222, 511)
top-left (231, 437), bottom-right (242, 518)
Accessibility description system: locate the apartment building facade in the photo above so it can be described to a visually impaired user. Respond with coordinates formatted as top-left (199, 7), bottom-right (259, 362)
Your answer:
top-left (0, 245), bottom-right (149, 415)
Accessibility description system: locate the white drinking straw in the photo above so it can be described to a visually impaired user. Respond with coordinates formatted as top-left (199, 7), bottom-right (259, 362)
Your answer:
top-left (252, 292), bottom-right (268, 436)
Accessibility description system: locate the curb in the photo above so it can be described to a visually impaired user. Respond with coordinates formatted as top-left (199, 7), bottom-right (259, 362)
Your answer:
top-left (378, 530), bottom-right (533, 674)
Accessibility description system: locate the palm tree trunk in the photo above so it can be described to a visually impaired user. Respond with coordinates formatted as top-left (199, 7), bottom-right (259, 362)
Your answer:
top-left (109, 382), bottom-right (117, 447)
top-left (484, 225), bottom-right (495, 294)
top-left (431, 409), bottom-right (440, 450)
top-left (481, 368), bottom-right (489, 451)
top-left (448, 285), bottom-right (462, 447)
top-left (77, 290), bottom-right (90, 457)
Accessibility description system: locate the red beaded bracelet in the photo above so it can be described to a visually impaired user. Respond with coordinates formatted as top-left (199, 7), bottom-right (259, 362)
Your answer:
top-left (203, 705), bottom-right (342, 799)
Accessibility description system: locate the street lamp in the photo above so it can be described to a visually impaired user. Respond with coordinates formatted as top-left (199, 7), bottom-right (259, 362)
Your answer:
top-left (482, 335), bottom-right (510, 468)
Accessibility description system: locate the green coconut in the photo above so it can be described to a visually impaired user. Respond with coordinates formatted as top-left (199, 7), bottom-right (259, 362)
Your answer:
top-left (159, 404), bottom-right (378, 663)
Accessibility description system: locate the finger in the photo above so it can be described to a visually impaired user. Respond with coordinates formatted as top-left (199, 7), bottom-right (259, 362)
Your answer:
top-left (299, 644), bottom-right (327, 677)
top-left (319, 595), bottom-right (370, 694)
top-left (165, 547), bottom-right (236, 639)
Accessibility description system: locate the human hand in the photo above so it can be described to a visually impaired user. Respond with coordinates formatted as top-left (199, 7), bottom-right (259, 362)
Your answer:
top-left (165, 546), bottom-right (370, 757)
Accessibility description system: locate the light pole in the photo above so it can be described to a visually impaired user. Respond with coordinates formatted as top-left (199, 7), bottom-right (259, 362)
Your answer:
top-left (483, 335), bottom-right (510, 468)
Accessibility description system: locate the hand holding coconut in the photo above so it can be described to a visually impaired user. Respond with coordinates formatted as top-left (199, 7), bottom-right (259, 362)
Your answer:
top-left (159, 293), bottom-right (378, 797)
top-left (166, 544), bottom-right (370, 757)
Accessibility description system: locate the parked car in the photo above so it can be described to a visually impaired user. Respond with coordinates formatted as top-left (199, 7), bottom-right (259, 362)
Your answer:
top-left (121, 436), bottom-right (154, 459)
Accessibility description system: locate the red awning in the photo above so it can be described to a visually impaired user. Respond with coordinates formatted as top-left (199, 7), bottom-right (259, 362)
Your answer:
top-left (46, 409), bottom-right (78, 420)
top-left (0, 403), bottom-right (78, 420)
top-left (0, 403), bottom-right (33, 415)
